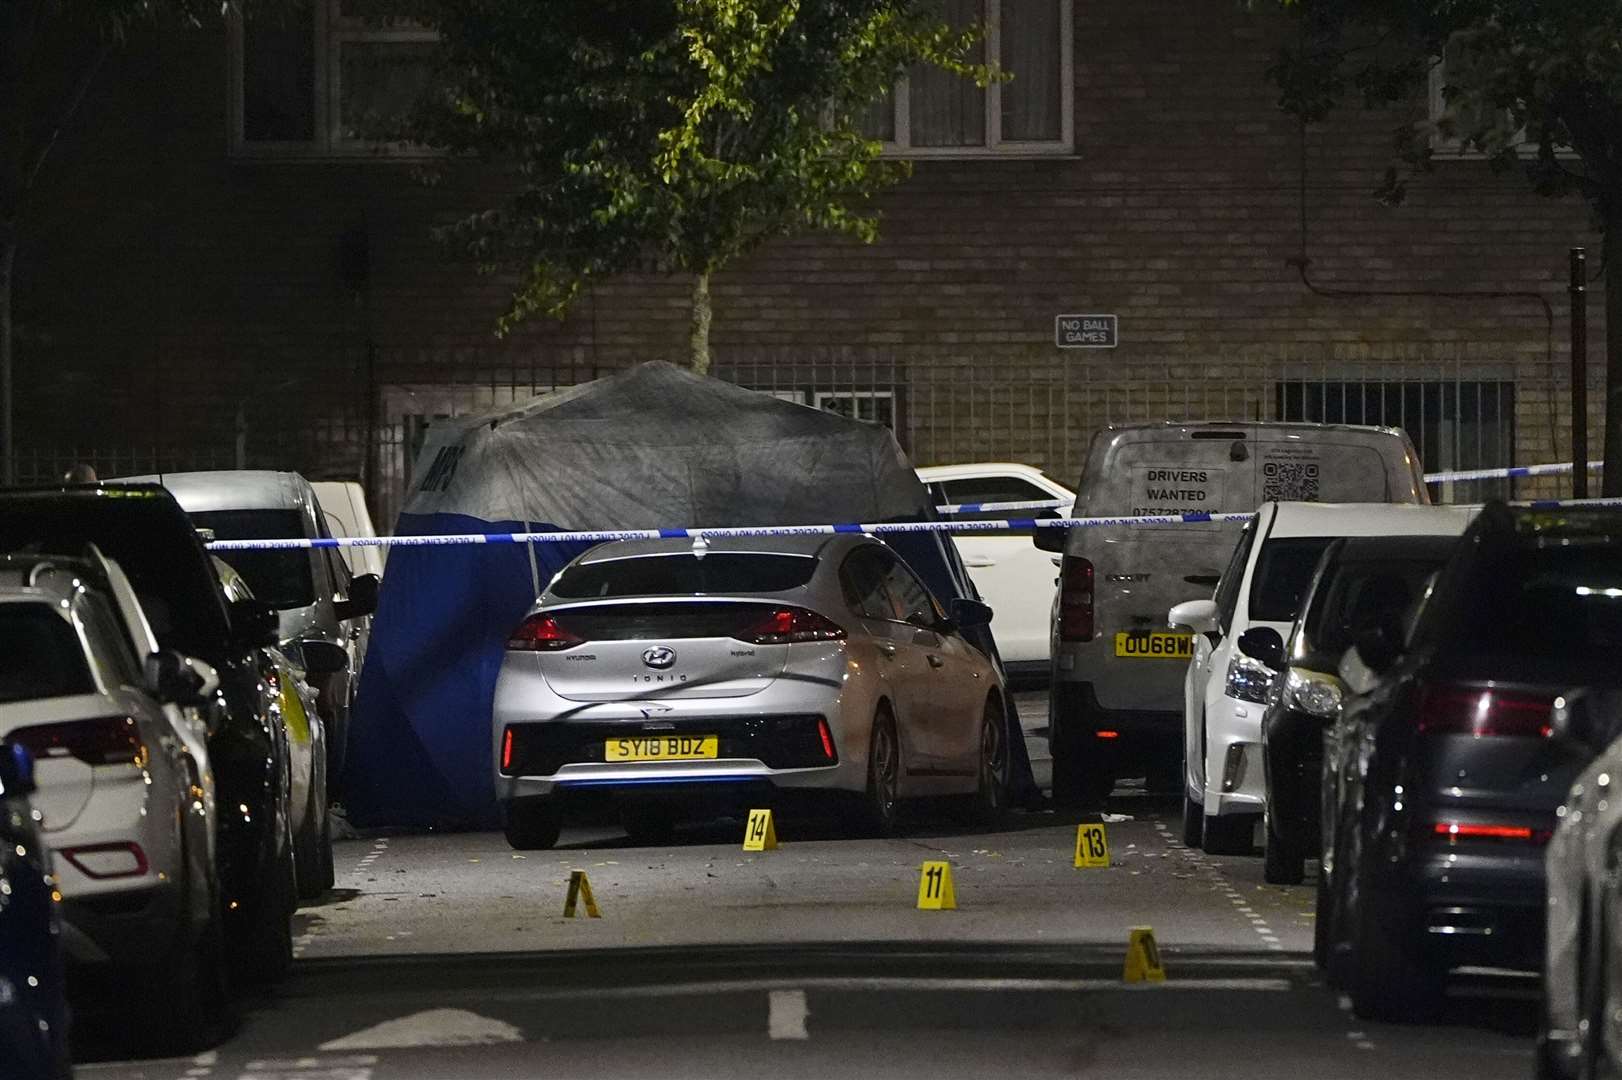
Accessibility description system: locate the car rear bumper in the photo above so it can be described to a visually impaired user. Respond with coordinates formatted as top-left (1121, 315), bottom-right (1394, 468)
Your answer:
top-left (1393, 845), bottom-right (1547, 970)
top-left (1049, 681), bottom-right (1180, 766)
top-left (59, 876), bottom-right (189, 968)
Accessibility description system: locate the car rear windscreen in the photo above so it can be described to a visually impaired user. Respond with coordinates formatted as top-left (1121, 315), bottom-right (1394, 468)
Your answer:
top-left (189, 510), bottom-right (315, 610)
top-left (1452, 544), bottom-right (1622, 669)
top-left (551, 554), bottom-right (817, 598)
top-left (1248, 538), bottom-right (1335, 623)
top-left (0, 603), bottom-right (94, 703)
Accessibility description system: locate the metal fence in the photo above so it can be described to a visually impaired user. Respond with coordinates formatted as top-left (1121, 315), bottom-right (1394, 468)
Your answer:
top-left (16, 340), bottom-right (1594, 526)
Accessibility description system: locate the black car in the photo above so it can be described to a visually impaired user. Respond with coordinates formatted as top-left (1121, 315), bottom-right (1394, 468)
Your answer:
top-left (0, 485), bottom-right (298, 984)
top-left (1254, 534), bottom-right (1460, 886)
top-left (0, 740), bottom-right (71, 1079)
top-left (1320, 503), bottom-right (1622, 1021)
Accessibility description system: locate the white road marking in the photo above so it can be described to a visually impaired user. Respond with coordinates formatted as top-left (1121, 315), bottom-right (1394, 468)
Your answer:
top-left (768, 989), bottom-right (811, 1040)
top-left (319, 1009), bottom-right (523, 1051)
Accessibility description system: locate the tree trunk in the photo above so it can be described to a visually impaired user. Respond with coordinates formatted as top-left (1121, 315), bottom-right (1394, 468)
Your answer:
top-left (1606, 205), bottom-right (1622, 497)
top-left (688, 270), bottom-right (712, 375)
top-left (0, 236), bottom-right (14, 487)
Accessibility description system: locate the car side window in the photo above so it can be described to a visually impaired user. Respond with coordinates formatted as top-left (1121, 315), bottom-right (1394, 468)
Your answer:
top-left (840, 548), bottom-right (893, 621)
top-left (881, 557), bottom-right (941, 628)
top-left (1213, 523), bottom-right (1256, 636)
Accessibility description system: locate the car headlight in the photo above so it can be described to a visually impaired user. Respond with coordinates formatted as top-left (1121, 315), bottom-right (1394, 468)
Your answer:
top-left (1224, 654), bottom-right (1274, 705)
top-left (1284, 668), bottom-right (1344, 718)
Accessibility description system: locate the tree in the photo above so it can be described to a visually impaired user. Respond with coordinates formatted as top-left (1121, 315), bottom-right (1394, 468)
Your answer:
top-left (1263, 0), bottom-right (1622, 494)
top-left (0, 0), bottom-right (255, 485)
top-left (403, 0), bottom-right (988, 373)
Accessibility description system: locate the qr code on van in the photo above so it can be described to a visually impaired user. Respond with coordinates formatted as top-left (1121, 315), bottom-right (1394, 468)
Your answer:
top-left (1263, 461), bottom-right (1320, 501)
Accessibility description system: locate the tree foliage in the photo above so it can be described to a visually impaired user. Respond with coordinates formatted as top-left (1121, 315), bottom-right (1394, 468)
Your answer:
top-left (401, 0), bottom-right (988, 369)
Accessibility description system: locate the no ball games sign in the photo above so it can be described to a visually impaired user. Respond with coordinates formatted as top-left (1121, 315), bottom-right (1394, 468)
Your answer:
top-left (1055, 314), bottom-right (1118, 349)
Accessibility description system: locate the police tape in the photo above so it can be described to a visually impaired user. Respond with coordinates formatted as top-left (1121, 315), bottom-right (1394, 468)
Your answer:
top-left (201, 496), bottom-right (1622, 552)
top-left (1424, 461), bottom-right (1604, 483)
top-left (935, 498), bottom-right (1070, 514)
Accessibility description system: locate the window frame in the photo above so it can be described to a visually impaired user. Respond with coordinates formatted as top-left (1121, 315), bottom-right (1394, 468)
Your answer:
top-left (1426, 48), bottom-right (1577, 162)
top-left (868, 0), bottom-right (1074, 160)
top-left (226, 0), bottom-right (440, 162)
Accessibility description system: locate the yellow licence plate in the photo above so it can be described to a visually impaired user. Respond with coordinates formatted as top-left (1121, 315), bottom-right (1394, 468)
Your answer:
top-left (605, 735), bottom-right (719, 762)
top-left (1114, 631), bottom-right (1194, 660)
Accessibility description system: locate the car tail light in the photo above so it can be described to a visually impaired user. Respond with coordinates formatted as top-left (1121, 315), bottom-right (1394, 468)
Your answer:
top-left (1415, 685), bottom-right (1556, 738)
top-left (11, 717), bottom-right (144, 766)
top-left (736, 607), bottom-right (846, 645)
top-left (1429, 822), bottom-right (1550, 845)
top-left (507, 613), bottom-right (585, 651)
top-left (817, 717), bottom-right (837, 761)
top-left (1059, 557), bottom-right (1094, 641)
top-left (61, 842), bottom-right (149, 878)
top-left (501, 728), bottom-right (515, 772)
top-left (1096, 730), bottom-right (1120, 740)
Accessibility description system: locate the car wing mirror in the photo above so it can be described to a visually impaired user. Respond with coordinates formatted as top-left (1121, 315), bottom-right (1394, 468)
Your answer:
top-left (1236, 626), bottom-right (1285, 671)
top-left (948, 597), bottom-right (994, 632)
top-left (1350, 621), bottom-right (1401, 675)
top-left (144, 649), bottom-right (220, 706)
top-left (335, 573), bottom-right (380, 622)
top-left (1031, 527), bottom-right (1066, 553)
top-left (1168, 598), bottom-right (1219, 635)
top-left (299, 639), bottom-right (349, 676)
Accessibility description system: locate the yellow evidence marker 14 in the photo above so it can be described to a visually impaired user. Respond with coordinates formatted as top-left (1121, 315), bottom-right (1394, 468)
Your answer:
top-left (1074, 823), bottom-right (1111, 868)
top-left (563, 870), bottom-right (601, 918)
top-left (916, 861), bottom-right (957, 910)
top-left (1123, 926), bottom-right (1165, 983)
top-left (742, 808), bottom-right (779, 851)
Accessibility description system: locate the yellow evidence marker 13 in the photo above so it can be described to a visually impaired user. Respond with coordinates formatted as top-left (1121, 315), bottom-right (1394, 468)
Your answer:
top-left (1074, 823), bottom-right (1111, 868)
top-left (1123, 926), bottom-right (1165, 983)
top-left (563, 869), bottom-right (601, 918)
top-left (916, 861), bottom-right (957, 910)
top-left (742, 808), bottom-right (779, 851)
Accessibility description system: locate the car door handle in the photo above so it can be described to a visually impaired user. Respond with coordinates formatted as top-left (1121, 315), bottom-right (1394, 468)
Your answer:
top-left (963, 555), bottom-right (996, 568)
top-left (927, 654), bottom-right (945, 669)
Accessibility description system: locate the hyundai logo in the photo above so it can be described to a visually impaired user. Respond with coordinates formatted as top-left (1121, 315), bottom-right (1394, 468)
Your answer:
top-left (642, 646), bottom-right (677, 669)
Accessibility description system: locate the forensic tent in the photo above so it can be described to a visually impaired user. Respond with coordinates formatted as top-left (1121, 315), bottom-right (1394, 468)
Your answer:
top-left (347, 361), bottom-right (1034, 827)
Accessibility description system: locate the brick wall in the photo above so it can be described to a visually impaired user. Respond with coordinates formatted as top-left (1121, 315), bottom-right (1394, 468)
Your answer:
top-left (12, 2), bottom-right (1604, 511)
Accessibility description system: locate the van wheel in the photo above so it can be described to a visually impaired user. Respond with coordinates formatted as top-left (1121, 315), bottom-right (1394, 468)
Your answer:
top-left (504, 801), bottom-right (562, 850)
top-left (1202, 812), bottom-right (1255, 856)
top-left (851, 706), bottom-right (901, 837)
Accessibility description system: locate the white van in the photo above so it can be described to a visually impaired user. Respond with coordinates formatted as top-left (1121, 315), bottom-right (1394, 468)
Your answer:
top-left (1167, 502), bottom-right (1477, 854)
top-left (917, 463), bottom-right (1075, 675)
top-left (311, 480), bottom-right (386, 581)
top-left (1032, 422), bottom-right (1427, 805)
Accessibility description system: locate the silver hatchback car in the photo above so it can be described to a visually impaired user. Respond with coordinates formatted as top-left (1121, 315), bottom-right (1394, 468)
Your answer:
top-left (492, 534), bottom-right (1009, 848)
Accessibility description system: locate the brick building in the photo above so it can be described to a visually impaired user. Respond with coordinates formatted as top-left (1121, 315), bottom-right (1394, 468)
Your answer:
top-left (13, 1), bottom-right (1604, 521)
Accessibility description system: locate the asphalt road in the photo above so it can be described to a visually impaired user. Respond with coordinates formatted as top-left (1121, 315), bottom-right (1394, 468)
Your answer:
top-left (74, 695), bottom-right (1537, 1080)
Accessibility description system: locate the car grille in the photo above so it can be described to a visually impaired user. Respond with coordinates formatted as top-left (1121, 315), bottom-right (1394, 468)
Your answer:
top-left (501, 714), bottom-right (834, 776)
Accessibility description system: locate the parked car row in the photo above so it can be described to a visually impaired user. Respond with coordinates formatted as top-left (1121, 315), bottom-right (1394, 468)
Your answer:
top-left (0, 474), bottom-right (381, 1063)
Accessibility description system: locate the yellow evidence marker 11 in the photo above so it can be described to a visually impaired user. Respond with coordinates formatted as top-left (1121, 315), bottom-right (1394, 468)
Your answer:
top-left (742, 808), bottom-right (779, 851)
top-left (1123, 926), bottom-right (1166, 983)
top-left (1074, 823), bottom-right (1111, 868)
top-left (563, 870), bottom-right (601, 918)
top-left (916, 861), bottom-right (957, 910)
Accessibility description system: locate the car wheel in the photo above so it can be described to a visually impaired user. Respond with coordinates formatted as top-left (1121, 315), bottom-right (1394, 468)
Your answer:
top-left (1181, 780), bottom-right (1204, 849)
top-left (1350, 880), bottom-right (1443, 1022)
top-left (852, 705), bottom-right (901, 837)
top-left (1262, 803), bottom-right (1303, 885)
top-left (133, 888), bottom-right (235, 1054)
top-left (326, 705), bottom-right (349, 790)
top-left (239, 833), bottom-right (296, 985)
top-left (504, 800), bottom-right (562, 850)
top-left (1313, 869), bottom-right (1332, 971)
top-left (1202, 812), bottom-right (1255, 856)
top-left (294, 772), bottom-right (326, 900)
top-left (315, 802), bottom-right (336, 894)
top-left (621, 804), bottom-right (677, 846)
top-left (968, 697), bottom-right (1011, 826)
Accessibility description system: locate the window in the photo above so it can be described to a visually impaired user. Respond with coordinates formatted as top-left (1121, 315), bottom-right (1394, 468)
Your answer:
top-left (1247, 538), bottom-right (1334, 624)
top-left (1213, 523), bottom-right (1255, 635)
top-left (881, 557), bottom-right (942, 626)
top-left (0, 604), bottom-right (94, 704)
top-left (1275, 379), bottom-right (1516, 500)
top-left (841, 548), bottom-right (896, 620)
top-left (861, 0), bottom-right (1073, 157)
top-left (814, 391), bottom-right (896, 428)
top-left (229, 0), bottom-right (438, 158)
top-left (1427, 37), bottom-right (1572, 160)
top-left (190, 510), bottom-right (316, 610)
top-left (551, 555), bottom-right (818, 599)
top-left (938, 475), bottom-right (1063, 536)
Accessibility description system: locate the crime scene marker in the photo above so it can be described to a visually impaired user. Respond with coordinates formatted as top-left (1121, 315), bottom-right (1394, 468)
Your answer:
top-left (563, 870), bottom-right (601, 918)
top-left (1123, 926), bottom-right (1165, 983)
top-left (743, 808), bottom-right (779, 851)
top-left (916, 861), bottom-right (957, 910)
top-left (1074, 823), bottom-right (1111, 868)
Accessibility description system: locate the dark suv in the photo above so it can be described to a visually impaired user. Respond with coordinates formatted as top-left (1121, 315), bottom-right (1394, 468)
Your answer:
top-left (1320, 502), bottom-right (1622, 1021)
top-left (0, 484), bottom-right (298, 983)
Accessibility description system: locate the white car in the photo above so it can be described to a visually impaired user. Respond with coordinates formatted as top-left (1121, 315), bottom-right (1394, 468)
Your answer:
top-left (1168, 502), bottom-right (1477, 854)
top-left (0, 549), bottom-right (229, 1050)
top-left (917, 463), bottom-right (1074, 675)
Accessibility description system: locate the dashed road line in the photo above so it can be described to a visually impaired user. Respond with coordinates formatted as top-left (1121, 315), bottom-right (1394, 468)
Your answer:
top-left (1153, 820), bottom-right (1288, 954)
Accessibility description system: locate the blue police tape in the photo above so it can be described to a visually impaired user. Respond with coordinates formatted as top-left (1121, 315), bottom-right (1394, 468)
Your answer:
top-left (1424, 460), bottom-right (1604, 483)
top-left (201, 496), bottom-right (1622, 553)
